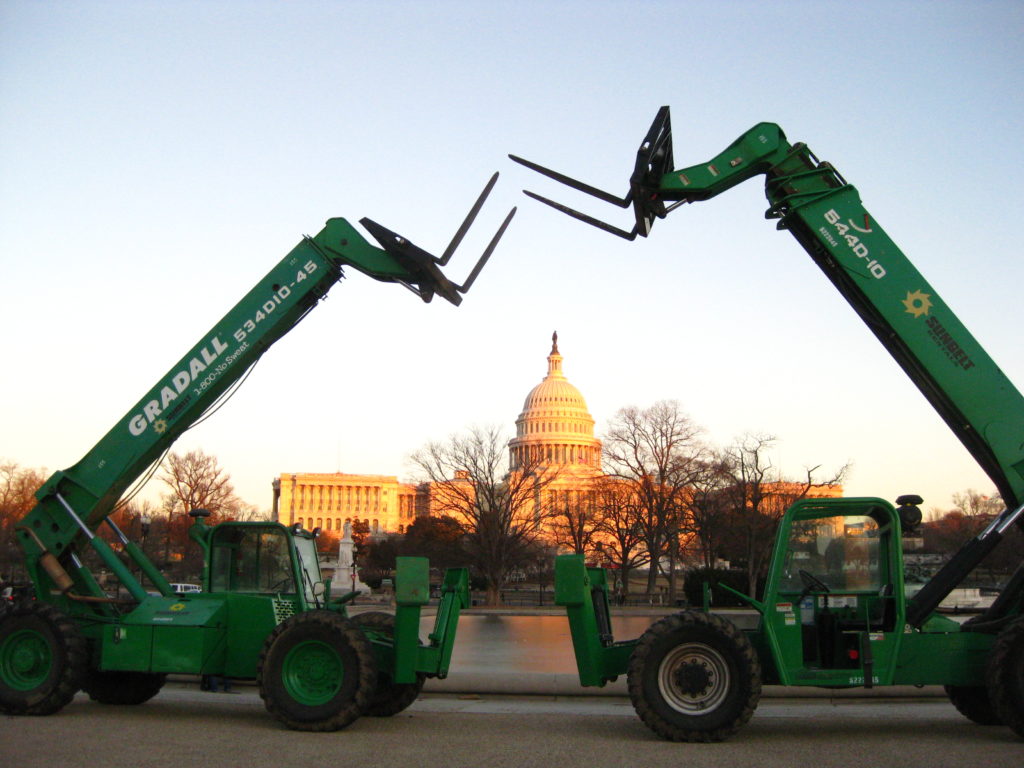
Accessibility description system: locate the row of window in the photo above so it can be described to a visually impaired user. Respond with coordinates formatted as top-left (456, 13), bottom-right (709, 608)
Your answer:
top-left (519, 420), bottom-right (592, 435)
top-left (532, 394), bottom-right (579, 404)
top-left (298, 517), bottom-right (382, 535)
top-left (511, 443), bottom-right (600, 468)
top-left (546, 489), bottom-right (598, 509)
top-left (291, 484), bottom-right (415, 513)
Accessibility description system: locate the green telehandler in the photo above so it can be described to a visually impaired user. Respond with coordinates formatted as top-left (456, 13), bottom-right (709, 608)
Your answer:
top-left (0, 175), bottom-right (515, 730)
top-left (512, 107), bottom-right (1024, 741)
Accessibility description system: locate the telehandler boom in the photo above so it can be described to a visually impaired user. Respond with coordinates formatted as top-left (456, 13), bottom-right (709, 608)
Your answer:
top-left (513, 107), bottom-right (1024, 741)
top-left (0, 174), bottom-right (514, 730)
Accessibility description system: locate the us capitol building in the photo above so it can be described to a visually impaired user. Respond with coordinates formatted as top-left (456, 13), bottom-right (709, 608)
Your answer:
top-left (272, 332), bottom-right (603, 537)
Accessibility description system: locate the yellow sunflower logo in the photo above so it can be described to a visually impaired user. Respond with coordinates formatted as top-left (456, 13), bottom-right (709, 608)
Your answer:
top-left (902, 290), bottom-right (932, 318)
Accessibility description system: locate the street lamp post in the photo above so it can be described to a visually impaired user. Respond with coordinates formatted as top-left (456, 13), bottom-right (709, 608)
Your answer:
top-left (139, 514), bottom-right (152, 584)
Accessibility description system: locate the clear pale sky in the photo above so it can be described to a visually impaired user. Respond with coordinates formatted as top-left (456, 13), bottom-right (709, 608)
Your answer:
top-left (2, 1), bottom-right (1022, 517)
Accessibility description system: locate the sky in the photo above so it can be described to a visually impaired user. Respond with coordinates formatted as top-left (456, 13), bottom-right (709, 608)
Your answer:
top-left (2, 0), bottom-right (1023, 517)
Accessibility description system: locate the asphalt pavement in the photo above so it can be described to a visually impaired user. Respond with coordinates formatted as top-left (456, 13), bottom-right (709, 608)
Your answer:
top-left (1, 683), bottom-right (1019, 768)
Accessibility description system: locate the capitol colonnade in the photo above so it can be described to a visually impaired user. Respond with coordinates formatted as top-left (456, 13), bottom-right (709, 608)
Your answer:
top-left (271, 472), bottom-right (419, 536)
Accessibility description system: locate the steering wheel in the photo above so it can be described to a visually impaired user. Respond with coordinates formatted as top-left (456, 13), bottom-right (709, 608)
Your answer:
top-left (268, 577), bottom-right (294, 593)
top-left (797, 569), bottom-right (830, 602)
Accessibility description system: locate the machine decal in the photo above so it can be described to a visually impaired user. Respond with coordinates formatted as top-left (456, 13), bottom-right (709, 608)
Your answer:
top-left (902, 289), bottom-right (932, 318)
top-left (824, 209), bottom-right (886, 278)
top-left (232, 264), bottom-right (315, 344)
top-left (128, 334), bottom-right (230, 436)
top-left (4, 173), bottom-right (507, 731)
top-left (925, 315), bottom-right (976, 371)
top-left (512, 107), bottom-right (1024, 741)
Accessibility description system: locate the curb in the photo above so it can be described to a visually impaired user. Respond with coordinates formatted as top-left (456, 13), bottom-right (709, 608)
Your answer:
top-left (169, 674), bottom-right (945, 700)
top-left (423, 673), bottom-right (946, 699)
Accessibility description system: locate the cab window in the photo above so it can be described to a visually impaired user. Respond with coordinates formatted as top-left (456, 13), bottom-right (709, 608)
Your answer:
top-left (781, 514), bottom-right (882, 593)
top-left (210, 526), bottom-right (295, 594)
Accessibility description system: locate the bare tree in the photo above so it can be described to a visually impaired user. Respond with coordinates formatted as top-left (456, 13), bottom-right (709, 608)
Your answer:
top-left (549, 484), bottom-right (601, 555)
top-left (159, 449), bottom-right (241, 571)
top-left (231, 505), bottom-right (268, 522)
top-left (925, 489), bottom-right (1019, 577)
top-left (602, 400), bottom-right (708, 597)
top-left (160, 449), bottom-right (241, 518)
top-left (685, 452), bottom-right (734, 570)
top-left (592, 476), bottom-right (648, 602)
top-left (0, 461), bottom-right (48, 582)
top-left (721, 434), bottom-right (848, 594)
top-left (410, 424), bottom-right (559, 606)
top-left (951, 489), bottom-right (1004, 520)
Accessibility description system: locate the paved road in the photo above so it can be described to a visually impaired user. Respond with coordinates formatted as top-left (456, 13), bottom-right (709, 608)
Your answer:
top-left (1, 683), bottom-right (1019, 768)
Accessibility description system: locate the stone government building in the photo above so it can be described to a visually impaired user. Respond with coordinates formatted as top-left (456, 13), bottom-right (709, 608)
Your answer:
top-left (271, 471), bottom-right (419, 538)
top-left (272, 332), bottom-right (607, 537)
top-left (272, 332), bottom-right (841, 540)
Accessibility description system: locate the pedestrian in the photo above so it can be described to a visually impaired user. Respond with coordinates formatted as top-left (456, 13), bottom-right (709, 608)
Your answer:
top-left (202, 674), bottom-right (232, 693)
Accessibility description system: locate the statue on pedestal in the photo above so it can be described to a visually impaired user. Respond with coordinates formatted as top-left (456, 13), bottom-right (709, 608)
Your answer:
top-left (336, 520), bottom-right (369, 596)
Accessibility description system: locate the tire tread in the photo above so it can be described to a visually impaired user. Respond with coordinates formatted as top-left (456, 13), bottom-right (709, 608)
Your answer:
top-left (257, 610), bottom-right (376, 731)
top-left (627, 611), bottom-right (761, 742)
top-left (0, 602), bottom-right (88, 716)
top-left (985, 616), bottom-right (1024, 738)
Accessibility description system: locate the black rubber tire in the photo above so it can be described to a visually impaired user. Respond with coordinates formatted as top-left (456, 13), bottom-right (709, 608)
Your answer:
top-left (945, 615), bottom-right (1002, 725)
top-left (985, 616), bottom-right (1024, 738)
top-left (356, 611), bottom-right (426, 717)
top-left (258, 610), bottom-right (377, 731)
top-left (944, 684), bottom-right (1002, 725)
top-left (82, 670), bottom-right (166, 705)
top-left (627, 611), bottom-right (761, 742)
top-left (0, 602), bottom-right (88, 716)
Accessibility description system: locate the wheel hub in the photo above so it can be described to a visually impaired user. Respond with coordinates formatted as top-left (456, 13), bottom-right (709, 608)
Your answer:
top-left (1, 629), bottom-right (51, 690)
top-left (674, 659), bottom-right (713, 696)
top-left (282, 639), bottom-right (343, 705)
top-left (657, 641), bottom-right (731, 714)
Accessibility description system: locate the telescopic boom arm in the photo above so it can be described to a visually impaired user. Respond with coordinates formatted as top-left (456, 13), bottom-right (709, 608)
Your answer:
top-left (511, 108), bottom-right (1024, 509)
top-left (512, 108), bottom-right (1024, 623)
top-left (18, 176), bottom-right (514, 605)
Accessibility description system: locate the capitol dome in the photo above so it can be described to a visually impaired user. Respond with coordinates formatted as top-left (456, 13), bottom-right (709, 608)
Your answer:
top-left (508, 332), bottom-right (602, 473)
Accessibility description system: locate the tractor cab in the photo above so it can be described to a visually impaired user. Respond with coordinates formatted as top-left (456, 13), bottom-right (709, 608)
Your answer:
top-left (759, 497), bottom-right (909, 687)
top-left (188, 512), bottom-right (327, 611)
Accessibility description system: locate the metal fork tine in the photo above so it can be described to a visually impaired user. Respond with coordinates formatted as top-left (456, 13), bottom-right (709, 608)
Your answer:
top-left (458, 206), bottom-right (517, 294)
top-left (438, 171), bottom-right (500, 266)
top-left (509, 155), bottom-right (632, 208)
top-left (522, 191), bottom-right (638, 241)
